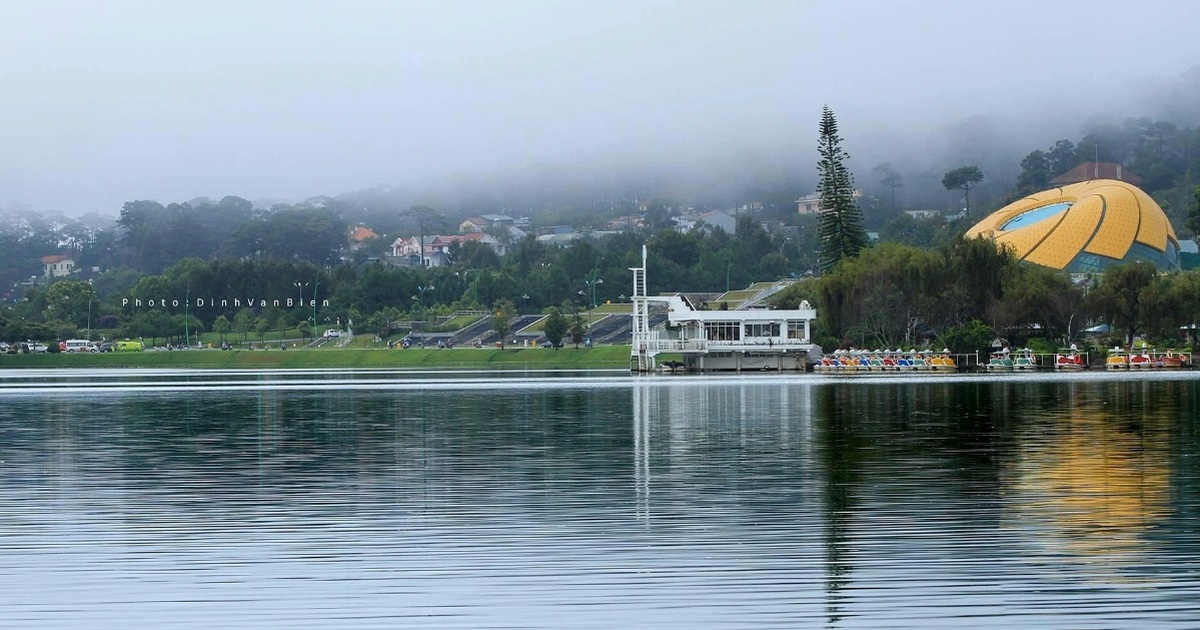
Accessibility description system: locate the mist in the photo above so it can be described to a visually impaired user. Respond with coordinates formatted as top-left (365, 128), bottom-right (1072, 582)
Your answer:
top-left (2, 0), bottom-right (1199, 216)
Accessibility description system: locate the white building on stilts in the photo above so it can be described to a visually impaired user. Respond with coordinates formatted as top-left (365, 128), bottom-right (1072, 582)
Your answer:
top-left (630, 246), bottom-right (822, 372)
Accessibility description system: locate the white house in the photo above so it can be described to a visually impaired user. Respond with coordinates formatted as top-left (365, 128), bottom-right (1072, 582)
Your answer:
top-left (390, 233), bottom-right (505, 266)
top-left (674, 210), bottom-right (737, 234)
top-left (41, 255), bottom-right (76, 278)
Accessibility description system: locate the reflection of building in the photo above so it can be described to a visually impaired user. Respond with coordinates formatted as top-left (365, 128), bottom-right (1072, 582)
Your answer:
top-left (1003, 383), bottom-right (1170, 568)
top-left (965, 179), bottom-right (1180, 272)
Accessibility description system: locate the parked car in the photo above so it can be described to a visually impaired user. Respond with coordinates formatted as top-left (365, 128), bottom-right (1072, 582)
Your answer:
top-left (64, 339), bottom-right (99, 353)
top-left (98, 341), bottom-right (115, 353)
top-left (323, 329), bottom-right (342, 338)
top-left (114, 340), bottom-right (145, 352)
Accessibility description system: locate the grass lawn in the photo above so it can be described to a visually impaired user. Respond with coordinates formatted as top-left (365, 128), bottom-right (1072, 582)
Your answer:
top-left (0, 345), bottom-right (634, 370)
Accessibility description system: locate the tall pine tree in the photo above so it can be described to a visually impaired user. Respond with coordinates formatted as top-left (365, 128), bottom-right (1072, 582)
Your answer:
top-left (816, 105), bottom-right (868, 273)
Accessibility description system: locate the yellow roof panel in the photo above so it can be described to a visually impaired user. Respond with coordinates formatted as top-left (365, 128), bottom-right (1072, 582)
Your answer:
top-left (1024, 199), bottom-right (1103, 269)
top-left (1132, 192), bottom-right (1169, 251)
top-left (993, 216), bottom-right (1062, 261)
top-left (1134, 187), bottom-right (1178, 244)
top-left (1082, 186), bottom-right (1137, 259)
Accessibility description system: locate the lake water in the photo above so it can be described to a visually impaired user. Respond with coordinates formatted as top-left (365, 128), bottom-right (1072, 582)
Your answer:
top-left (2, 368), bottom-right (1199, 628)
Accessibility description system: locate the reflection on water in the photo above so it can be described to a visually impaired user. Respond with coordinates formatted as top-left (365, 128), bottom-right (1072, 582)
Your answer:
top-left (1004, 381), bottom-right (1176, 571)
top-left (1, 369), bottom-right (1199, 628)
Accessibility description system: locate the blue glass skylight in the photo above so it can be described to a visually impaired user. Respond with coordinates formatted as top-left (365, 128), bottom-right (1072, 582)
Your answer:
top-left (1001, 202), bottom-right (1072, 230)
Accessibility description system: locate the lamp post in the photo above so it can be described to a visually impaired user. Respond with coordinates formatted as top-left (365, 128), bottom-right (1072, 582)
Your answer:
top-left (417, 284), bottom-right (435, 302)
top-left (312, 273), bottom-right (320, 331)
top-left (584, 277), bottom-right (603, 309)
top-left (184, 281), bottom-right (190, 348)
top-left (582, 277), bottom-right (603, 343)
top-left (455, 270), bottom-right (478, 305)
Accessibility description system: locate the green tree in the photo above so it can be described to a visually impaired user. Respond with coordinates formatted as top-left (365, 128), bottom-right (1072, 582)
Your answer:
top-left (297, 319), bottom-right (312, 342)
top-left (873, 162), bottom-right (903, 213)
top-left (1089, 262), bottom-right (1158, 346)
top-left (255, 317), bottom-right (270, 344)
top-left (568, 312), bottom-right (588, 348)
top-left (817, 105), bottom-right (868, 273)
top-left (1013, 150), bottom-right (1050, 197)
top-left (43, 280), bottom-right (96, 328)
top-left (233, 308), bottom-right (255, 343)
top-left (543, 307), bottom-right (567, 348)
top-left (213, 314), bottom-right (232, 343)
top-left (1045, 139), bottom-right (1077, 178)
top-left (942, 166), bottom-right (984, 218)
top-left (939, 319), bottom-right (994, 355)
top-left (1186, 186), bottom-right (1200, 240)
top-left (491, 298), bottom-right (517, 349)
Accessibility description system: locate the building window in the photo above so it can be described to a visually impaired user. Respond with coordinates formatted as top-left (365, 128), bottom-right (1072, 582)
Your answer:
top-left (744, 323), bottom-right (780, 338)
top-left (703, 321), bottom-right (741, 341)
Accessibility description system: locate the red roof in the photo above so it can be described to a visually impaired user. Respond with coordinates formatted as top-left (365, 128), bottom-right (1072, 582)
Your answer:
top-left (1051, 162), bottom-right (1143, 186)
top-left (41, 255), bottom-right (72, 264)
top-left (350, 226), bottom-right (378, 242)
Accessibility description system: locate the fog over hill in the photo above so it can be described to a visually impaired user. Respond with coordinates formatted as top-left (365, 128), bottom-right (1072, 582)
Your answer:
top-left (3, 0), bottom-right (1199, 216)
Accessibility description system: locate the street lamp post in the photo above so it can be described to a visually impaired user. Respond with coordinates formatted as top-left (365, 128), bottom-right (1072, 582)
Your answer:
top-left (184, 281), bottom-right (190, 348)
top-left (582, 277), bottom-right (603, 344)
top-left (312, 273), bottom-right (320, 332)
top-left (455, 270), bottom-right (478, 305)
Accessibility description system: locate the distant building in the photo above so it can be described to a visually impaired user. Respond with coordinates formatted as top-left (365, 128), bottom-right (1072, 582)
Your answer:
top-left (966, 179), bottom-right (1178, 272)
top-left (674, 210), bottom-right (736, 234)
top-left (1051, 162), bottom-right (1142, 186)
top-left (536, 232), bottom-right (583, 247)
top-left (349, 225), bottom-right (378, 251)
top-left (904, 210), bottom-right (941, 220)
top-left (605, 215), bottom-right (644, 230)
top-left (459, 214), bottom-right (516, 233)
top-left (796, 193), bottom-right (821, 215)
top-left (41, 255), bottom-right (76, 278)
top-left (796, 190), bottom-right (863, 215)
top-left (390, 232), bottom-right (505, 267)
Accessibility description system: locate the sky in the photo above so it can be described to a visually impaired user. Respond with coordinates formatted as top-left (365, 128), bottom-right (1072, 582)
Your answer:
top-left (3, 0), bottom-right (1200, 213)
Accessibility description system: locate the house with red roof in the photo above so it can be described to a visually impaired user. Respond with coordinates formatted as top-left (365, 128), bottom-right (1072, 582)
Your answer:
top-left (1050, 162), bottom-right (1142, 186)
top-left (349, 225), bottom-right (379, 251)
top-left (41, 254), bottom-right (76, 278)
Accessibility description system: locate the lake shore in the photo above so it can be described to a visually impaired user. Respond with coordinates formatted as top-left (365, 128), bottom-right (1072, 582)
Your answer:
top-left (0, 345), bottom-right (634, 369)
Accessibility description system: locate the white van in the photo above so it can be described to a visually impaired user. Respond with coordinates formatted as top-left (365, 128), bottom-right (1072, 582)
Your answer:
top-left (64, 339), bottom-right (98, 353)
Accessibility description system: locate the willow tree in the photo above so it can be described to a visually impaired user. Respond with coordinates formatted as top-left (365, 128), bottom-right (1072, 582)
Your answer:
top-left (817, 106), bottom-right (868, 274)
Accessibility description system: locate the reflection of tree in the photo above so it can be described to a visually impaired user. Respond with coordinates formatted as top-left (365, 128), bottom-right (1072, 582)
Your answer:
top-left (816, 386), bottom-right (865, 625)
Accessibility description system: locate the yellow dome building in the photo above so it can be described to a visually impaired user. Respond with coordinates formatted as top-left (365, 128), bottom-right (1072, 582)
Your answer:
top-left (964, 179), bottom-right (1181, 272)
